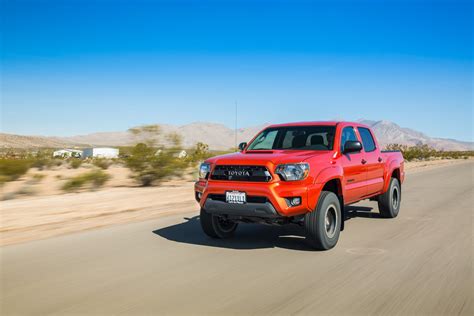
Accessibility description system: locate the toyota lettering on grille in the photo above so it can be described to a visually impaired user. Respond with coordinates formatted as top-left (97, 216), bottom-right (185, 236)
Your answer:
top-left (228, 170), bottom-right (251, 177)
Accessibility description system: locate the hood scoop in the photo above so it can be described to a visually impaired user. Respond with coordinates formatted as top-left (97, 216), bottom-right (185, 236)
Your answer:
top-left (245, 150), bottom-right (274, 154)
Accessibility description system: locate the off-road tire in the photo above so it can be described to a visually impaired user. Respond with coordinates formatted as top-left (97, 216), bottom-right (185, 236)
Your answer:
top-left (200, 208), bottom-right (238, 239)
top-left (378, 178), bottom-right (401, 218)
top-left (304, 191), bottom-right (341, 250)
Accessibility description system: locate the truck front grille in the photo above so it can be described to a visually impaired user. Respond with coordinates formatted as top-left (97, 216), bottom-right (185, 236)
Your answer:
top-left (210, 165), bottom-right (272, 182)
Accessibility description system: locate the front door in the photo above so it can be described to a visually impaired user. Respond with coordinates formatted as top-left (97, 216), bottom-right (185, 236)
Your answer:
top-left (340, 126), bottom-right (367, 204)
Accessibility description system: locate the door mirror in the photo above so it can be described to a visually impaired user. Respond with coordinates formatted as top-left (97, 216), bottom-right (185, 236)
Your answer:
top-left (343, 141), bottom-right (362, 154)
top-left (238, 142), bottom-right (248, 151)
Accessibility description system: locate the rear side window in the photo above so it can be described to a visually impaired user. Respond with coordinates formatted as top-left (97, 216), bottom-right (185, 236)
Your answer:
top-left (358, 127), bottom-right (376, 152)
top-left (340, 127), bottom-right (358, 152)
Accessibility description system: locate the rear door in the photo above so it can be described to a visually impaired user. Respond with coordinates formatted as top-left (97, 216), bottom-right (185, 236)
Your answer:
top-left (358, 127), bottom-right (384, 196)
top-left (339, 126), bottom-right (367, 204)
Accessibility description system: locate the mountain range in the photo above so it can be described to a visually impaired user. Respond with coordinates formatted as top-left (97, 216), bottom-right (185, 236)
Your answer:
top-left (1, 120), bottom-right (472, 151)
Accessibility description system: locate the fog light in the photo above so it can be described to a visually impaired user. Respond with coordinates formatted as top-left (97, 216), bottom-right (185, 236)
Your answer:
top-left (285, 197), bottom-right (301, 207)
top-left (291, 197), bottom-right (301, 206)
top-left (196, 192), bottom-right (203, 202)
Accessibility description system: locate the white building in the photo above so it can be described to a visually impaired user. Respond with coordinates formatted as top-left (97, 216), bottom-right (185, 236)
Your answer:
top-left (82, 147), bottom-right (119, 159)
top-left (53, 149), bottom-right (83, 158)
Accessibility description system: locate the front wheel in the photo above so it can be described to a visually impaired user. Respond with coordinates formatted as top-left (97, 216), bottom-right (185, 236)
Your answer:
top-left (378, 178), bottom-right (401, 218)
top-left (304, 191), bottom-right (342, 250)
top-left (200, 209), bottom-right (238, 239)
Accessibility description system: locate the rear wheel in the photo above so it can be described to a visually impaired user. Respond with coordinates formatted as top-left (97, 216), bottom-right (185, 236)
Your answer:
top-left (200, 208), bottom-right (238, 239)
top-left (304, 191), bottom-right (341, 250)
top-left (378, 178), bottom-right (401, 218)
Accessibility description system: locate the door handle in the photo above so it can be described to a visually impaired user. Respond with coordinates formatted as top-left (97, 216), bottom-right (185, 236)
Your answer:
top-left (378, 157), bottom-right (383, 163)
top-left (361, 159), bottom-right (367, 165)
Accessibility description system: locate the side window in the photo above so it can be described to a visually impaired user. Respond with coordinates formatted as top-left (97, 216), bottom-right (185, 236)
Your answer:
top-left (282, 130), bottom-right (297, 149)
top-left (340, 127), bottom-right (358, 152)
top-left (358, 127), bottom-right (376, 152)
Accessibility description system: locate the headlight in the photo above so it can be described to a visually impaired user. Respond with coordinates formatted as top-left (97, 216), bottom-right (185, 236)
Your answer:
top-left (199, 163), bottom-right (211, 179)
top-left (275, 163), bottom-right (310, 181)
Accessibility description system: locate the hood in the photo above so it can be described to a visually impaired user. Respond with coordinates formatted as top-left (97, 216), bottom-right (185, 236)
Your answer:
top-left (206, 150), bottom-right (333, 166)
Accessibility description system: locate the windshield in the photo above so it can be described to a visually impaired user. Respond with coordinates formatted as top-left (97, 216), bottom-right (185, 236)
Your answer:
top-left (247, 126), bottom-right (336, 151)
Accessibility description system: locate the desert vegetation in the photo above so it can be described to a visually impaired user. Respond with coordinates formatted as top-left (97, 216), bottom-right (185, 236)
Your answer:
top-left (384, 144), bottom-right (473, 161)
top-left (125, 125), bottom-right (206, 186)
top-left (0, 159), bottom-right (33, 184)
top-left (61, 169), bottom-right (111, 192)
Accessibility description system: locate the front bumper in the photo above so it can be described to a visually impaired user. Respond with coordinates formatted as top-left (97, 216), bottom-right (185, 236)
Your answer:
top-left (204, 198), bottom-right (280, 218)
top-left (195, 179), bottom-right (315, 217)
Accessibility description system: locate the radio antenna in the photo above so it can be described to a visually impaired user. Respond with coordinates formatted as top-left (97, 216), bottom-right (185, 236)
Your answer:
top-left (234, 100), bottom-right (238, 151)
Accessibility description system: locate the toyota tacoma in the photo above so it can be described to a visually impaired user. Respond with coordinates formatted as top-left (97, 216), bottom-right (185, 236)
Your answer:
top-left (194, 121), bottom-right (404, 250)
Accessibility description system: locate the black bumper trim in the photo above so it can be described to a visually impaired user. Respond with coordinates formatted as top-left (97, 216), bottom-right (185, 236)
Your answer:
top-left (203, 199), bottom-right (282, 218)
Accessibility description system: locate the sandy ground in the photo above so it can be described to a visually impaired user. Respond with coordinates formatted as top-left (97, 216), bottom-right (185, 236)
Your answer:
top-left (1, 161), bottom-right (472, 315)
top-left (0, 158), bottom-right (471, 246)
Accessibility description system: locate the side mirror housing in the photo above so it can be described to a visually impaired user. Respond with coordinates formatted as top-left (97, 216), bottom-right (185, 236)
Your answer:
top-left (343, 141), bottom-right (363, 154)
top-left (238, 142), bottom-right (248, 151)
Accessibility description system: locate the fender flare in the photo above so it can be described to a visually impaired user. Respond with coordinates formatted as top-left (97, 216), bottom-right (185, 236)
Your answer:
top-left (308, 166), bottom-right (344, 210)
top-left (383, 160), bottom-right (401, 193)
top-left (314, 165), bottom-right (344, 185)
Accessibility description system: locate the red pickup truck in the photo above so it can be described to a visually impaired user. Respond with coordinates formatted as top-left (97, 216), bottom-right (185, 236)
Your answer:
top-left (195, 121), bottom-right (404, 250)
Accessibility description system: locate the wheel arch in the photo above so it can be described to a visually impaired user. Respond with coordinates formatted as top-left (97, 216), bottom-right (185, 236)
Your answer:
top-left (383, 160), bottom-right (402, 193)
top-left (391, 168), bottom-right (401, 182)
top-left (319, 178), bottom-right (345, 231)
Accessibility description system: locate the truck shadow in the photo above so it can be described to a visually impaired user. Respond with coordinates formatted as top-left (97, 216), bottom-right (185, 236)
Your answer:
top-left (345, 205), bottom-right (383, 220)
top-left (153, 206), bottom-right (382, 251)
top-left (153, 215), bottom-right (313, 251)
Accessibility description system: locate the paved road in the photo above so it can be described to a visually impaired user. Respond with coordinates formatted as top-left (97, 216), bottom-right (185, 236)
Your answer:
top-left (1, 162), bottom-right (473, 315)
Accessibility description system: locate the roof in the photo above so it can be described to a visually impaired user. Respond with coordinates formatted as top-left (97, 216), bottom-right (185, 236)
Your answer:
top-left (266, 121), bottom-right (370, 129)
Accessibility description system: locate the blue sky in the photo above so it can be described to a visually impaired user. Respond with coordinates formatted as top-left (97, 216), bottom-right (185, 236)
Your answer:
top-left (1, 0), bottom-right (472, 141)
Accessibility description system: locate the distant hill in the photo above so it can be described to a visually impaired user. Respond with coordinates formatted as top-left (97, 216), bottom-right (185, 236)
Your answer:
top-left (1, 120), bottom-right (472, 151)
top-left (358, 120), bottom-right (473, 151)
top-left (0, 133), bottom-right (85, 149)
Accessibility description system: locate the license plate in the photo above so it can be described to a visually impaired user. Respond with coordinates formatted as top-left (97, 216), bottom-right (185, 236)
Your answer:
top-left (226, 191), bottom-right (247, 204)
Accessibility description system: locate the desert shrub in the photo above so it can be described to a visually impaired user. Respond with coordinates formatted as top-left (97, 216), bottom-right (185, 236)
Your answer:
top-left (26, 173), bottom-right (46, 185)
top-left (0, 175), bottom-right (10, 185)
top-left (61, 170), bottom-right (110, 192)
top-left (31, 158), bottom-right (49, 170)
top-left (28, 150), bottom-right (55, 170)
top-left (92, 159), bottom-right (112, 170)
top-left (125, 143), bottom-right (188, 186)
top-left (69, 159), bottom-right (82, 169)
top-left (125, 126), bottom-right (189, 186)
top-left (0, 159), bottom-right (33, 183)
top-left (188, 142), bottom-right (212, 163)
top-left (32, 173), bottom-right (46, 181)
top-left (16, 185), bottom-right (36, 196)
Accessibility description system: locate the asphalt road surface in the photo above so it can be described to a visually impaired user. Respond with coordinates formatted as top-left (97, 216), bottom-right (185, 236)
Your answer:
top-left (1, 161), bottom-right (473, 315)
